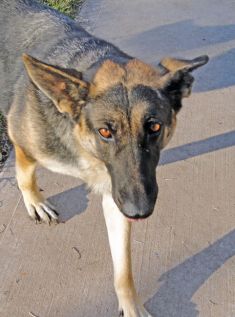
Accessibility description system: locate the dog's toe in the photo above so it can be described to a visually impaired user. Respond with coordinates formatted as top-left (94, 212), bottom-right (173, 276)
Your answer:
top-left (26, 200), bottom-right (59, 224)
top-left (36, 205), bottom-right (51, 223)
top-left (40, 201), bottom-right (58, 220)
top-left (27, 204), bottom-right (40, 222)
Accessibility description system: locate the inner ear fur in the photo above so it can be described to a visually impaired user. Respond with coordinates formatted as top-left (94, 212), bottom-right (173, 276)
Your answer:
top-left (22, 54), bottom-right (89, 116)
top-left (160, 55), bottom-right (209, 72)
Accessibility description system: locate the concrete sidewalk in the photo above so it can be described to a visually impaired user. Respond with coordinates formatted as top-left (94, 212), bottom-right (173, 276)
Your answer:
top-left (1, 0), bottom-right (235, 316)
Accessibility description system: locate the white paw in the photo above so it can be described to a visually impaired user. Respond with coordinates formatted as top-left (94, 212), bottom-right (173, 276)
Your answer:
top-left (25, 199), bottom-right (59, 224)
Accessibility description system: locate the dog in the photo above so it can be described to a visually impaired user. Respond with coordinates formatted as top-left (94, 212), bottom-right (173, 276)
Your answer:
top-left (0, 0), bottom-right (209, 316)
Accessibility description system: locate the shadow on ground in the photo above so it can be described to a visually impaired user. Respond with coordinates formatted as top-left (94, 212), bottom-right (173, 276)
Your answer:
top-left (49, 184), bottom-right (89, 222)
top-left (123, 20), bottom-right (235, 54)
top-left (160, 130), bottom-right (235, 166)
top-left (121, 20), bottom-right (235, 92)
top-left (194, 48), bottom-right (235, 92)
top-left (146, 229), bottom-right (235, 317)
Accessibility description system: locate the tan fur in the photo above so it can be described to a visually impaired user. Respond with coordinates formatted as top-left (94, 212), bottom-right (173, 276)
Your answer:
top-left (160, 57), bottom-right (191, 72)
top-left (90, 59), bottom-right (165, 97)
top-left (15, 145), bottom-right (41, 202)
top-left (14, 145), bottom-right (35, 175)
top-left (8, 91), bottom-right (46, 158)
top-left (90, 60), bottom-right (126, 96)
top-left (89, 57), bottom-right (193, 99)
top-left (130, 101), bottom-right (149, 136)
top-left (126, 59), bottom-right (161, 88)
top-left (161, 110), bottom-right (177, 149)
top-left (15, 144), bottom-right (58, 223)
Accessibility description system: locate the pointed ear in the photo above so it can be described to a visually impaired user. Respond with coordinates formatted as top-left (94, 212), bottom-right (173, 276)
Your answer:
top-left (22, 54), bottom-right (89, 117)
top-left (159, 55), bottom-right (209, 112)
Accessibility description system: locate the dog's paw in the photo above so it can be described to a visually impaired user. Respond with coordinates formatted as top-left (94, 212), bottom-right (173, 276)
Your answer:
top-left (25, 200), bottom-right (59, 224)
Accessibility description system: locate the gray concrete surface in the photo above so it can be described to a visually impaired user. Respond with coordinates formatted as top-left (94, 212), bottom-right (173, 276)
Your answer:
top-left (1, 0), bottom-right (235, 316)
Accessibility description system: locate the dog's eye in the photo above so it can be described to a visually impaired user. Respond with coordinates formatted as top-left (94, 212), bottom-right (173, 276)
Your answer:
top-left (98, 128), bottom-right (112, 139)
top-left (149, 123), bottom-right (161, 134)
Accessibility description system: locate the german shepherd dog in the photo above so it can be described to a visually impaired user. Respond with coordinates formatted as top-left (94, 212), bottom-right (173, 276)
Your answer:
top-left (0, 0), bottom-right (208, 316)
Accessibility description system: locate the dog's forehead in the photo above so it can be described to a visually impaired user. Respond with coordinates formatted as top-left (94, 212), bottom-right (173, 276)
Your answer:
top-left (91, 59), bottom-right (162, 97)
top-left (87, 59), bottom-right (172, 126)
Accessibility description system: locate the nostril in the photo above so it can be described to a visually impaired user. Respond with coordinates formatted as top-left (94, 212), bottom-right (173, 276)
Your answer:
top-left (122, 201), bottom-right (153, 219)
top-left (130, 213), bottom-right (151, 220)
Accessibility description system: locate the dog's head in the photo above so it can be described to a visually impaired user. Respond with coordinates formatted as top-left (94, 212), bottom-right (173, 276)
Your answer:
top-left (23, 54), bottom-right (208, 220)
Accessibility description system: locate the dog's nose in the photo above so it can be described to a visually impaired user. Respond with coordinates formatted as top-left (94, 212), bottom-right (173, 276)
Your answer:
top-left (122, 201), bottom-right (153, 219)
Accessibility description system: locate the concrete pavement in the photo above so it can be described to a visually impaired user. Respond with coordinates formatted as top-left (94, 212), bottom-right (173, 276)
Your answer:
top-left (1, 0), bottom-right (235, 316)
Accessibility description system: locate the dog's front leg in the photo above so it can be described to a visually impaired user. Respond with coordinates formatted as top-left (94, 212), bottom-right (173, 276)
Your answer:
top-left (14, 144), bottom-right (58, 224)
top-left (102, 194), bottom-right (152, 317)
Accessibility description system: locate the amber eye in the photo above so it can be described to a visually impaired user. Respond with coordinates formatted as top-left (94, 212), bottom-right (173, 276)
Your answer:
top-left (98, 128), bottom-right (112, 139)
top-left (149, 123), bottom-right (161, 133)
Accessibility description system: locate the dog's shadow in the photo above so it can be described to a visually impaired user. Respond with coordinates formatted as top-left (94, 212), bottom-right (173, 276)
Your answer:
top-left (145, 229), bottom-right (235, 317)
top-left (48, 184), bottom-right (89, 222)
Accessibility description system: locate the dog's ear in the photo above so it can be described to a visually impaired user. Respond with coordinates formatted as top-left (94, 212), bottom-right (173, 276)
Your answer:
top-left (159, 55), bottom-right (209, 112)
top-left (22, 54), bottom-right (89, 117)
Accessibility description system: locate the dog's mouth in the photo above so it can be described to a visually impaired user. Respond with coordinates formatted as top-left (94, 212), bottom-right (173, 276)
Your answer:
top-left (126, 217), bottom-right (145, 223)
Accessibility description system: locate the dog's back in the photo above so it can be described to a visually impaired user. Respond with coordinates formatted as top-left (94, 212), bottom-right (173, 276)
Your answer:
top-left (0, 0), bottom-right (129, 115)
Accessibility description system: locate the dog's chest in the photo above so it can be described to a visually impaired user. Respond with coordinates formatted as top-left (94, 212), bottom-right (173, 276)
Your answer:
top-left (39, 156), bottom-right (111, 193)
top-left (40, 158), bottom-right (82, 178)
